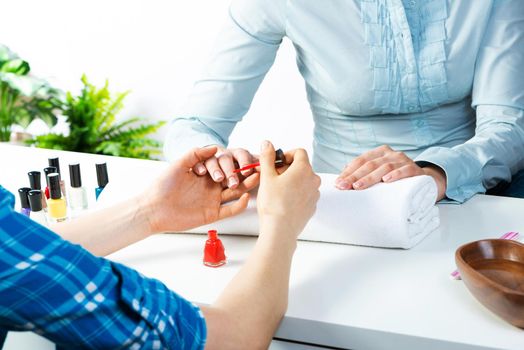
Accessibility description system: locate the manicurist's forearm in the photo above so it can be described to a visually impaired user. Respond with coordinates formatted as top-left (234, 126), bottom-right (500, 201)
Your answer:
top-left (202, 227), bottom-right (296, 349)
top-left (51, 196), bottom-right (153, 256)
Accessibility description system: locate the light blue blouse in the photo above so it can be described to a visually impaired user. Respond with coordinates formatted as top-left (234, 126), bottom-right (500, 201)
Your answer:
top-left (165, 0), bottom-right (524, 203)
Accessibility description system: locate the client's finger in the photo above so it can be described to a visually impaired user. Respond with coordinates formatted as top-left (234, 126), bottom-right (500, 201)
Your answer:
top-left (217, 152), bottom-right (239, 189)
top-left (232, 149), bottom-right (255, 176)
top-left (205, 156), bottom-right (225, 182)
top-left (221, 173), bottom-right (260, 203)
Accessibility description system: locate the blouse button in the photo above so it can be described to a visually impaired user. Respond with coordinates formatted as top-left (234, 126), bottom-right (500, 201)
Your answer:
top-left (408, 106), bottom-right (416, 112)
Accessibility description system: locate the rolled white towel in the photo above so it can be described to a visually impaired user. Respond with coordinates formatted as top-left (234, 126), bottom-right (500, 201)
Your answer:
top-left (97, 167), bottom-right (440, 249)
top-left (191, 174), bottom-right (440, 249)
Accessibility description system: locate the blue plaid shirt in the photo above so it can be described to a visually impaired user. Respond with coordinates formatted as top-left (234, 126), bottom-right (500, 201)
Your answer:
top-left (0, 186), bottom-right (206, 349)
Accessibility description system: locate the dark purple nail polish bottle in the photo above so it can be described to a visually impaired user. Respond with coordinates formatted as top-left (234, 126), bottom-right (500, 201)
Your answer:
top-left (18, 187), bottom-right (31, 217)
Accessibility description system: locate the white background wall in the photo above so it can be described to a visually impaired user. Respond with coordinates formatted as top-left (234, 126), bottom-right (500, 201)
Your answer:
top-left (0, 0), bottom-right (314, 159)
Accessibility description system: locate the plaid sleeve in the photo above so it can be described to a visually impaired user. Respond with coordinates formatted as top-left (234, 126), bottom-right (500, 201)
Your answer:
top-left (0, 186), bottom-right (206, 349)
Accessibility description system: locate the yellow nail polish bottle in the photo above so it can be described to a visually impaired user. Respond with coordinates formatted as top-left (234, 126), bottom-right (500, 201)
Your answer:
top-left (47, 173), bottom-right (67, 223)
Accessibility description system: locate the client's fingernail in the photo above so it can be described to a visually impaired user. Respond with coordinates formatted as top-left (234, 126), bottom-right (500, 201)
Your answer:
top-left (353, 181), bottom-right (362, 189)
top-left (383, 174), bottom-right (391, 182)
top-left (196, 164), bottom-right (206, 175)
top-left (228, 177), bottom-right (238, 188)
top-left (213, 170), bottom-right (224, 181)
top-left (260, 140), bottom-right (270, 151)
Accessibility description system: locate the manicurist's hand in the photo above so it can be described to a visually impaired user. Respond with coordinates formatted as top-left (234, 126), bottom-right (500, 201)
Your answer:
top-left (191, 145), bottom-right (257, 190)
top-left (202, 142), bottom-right (320, 349)
top-left (257, 141), bottom-right (321, 240)
top-left (335, 145), bottom-right (447, 201)
top-left (143, 146), bottom-right (260, 234)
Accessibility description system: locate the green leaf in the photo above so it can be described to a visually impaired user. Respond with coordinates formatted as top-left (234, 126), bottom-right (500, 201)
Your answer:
top-left (0, 59), bottom-right (30, 75)
top-left (31, 74), bottom-right (165, 159)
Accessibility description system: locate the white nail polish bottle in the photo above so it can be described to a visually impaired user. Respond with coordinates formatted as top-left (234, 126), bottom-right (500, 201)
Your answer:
top-left (68, 163), bottom-right (88, 214)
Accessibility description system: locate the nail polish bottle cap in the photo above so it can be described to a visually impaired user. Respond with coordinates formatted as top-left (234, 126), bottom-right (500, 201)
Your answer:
top-left (43, 166), bottom-right (57, 187)
top-left (28, 190), bottom-right (43, 212)
top-left (96, 163), bottom-right (109, 188)
top-left (48, 157), bottom-right (61, 176)
top-left (275, 149), bottom-right (286, 168)
top-left (48, 173), bottom-right (62, 200)
top-left (69, 163), bottom-right (82, 188)
top-left (28, 171), bottom-right (41, 190)
top-left (18, 187), bottom-right (31, 209)
top-left (208, 230), bottom-right (218, 240)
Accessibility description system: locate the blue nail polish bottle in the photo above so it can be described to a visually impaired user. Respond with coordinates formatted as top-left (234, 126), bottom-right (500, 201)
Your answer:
top-left (95, 163), bottom-right (109, 200)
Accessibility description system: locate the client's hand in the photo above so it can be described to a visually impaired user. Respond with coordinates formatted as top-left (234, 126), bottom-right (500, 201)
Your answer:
top-left (257, 141), bottom-right (321, 240)
top-left (192, 146), bottom-right (257, 190)
top-left (143, 146), bottom-right (260, 233)
top-left (335, 145), bottom-right (446, 200)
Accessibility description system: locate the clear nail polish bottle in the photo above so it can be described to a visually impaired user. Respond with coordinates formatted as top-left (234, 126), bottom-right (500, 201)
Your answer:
top-left (28, 190), bottom-right (48, 227)
top-left (68, 163), bottom-right (88, 213)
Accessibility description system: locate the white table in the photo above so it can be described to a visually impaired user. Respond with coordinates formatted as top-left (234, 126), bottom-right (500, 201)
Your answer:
top-left (1, 144), bottom-right (524, 350)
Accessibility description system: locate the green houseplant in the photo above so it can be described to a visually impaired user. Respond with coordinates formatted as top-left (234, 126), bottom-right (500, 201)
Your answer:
top-left (30, 75), bottom-right (165, 159)
top-left (0, 45), bottom-right (62, 141)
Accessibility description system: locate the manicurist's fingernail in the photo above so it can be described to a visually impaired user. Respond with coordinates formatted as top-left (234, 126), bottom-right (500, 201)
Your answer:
top-left (260, 140), bottom-right (270, 151)
top-left (383, 174), bottom-right (391, 182)
top-left (353, 181), bottom-right (363, 189)
top-left (213, 170), bottom-right (224, 181)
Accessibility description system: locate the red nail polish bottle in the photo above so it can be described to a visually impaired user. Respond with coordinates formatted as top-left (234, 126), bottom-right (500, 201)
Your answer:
top-left (203, 230), bottom-right (226, 268)
top-left (43, 166), bottom-right (57, 200)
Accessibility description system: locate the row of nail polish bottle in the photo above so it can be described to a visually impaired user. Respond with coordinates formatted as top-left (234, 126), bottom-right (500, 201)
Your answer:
top-left (20, 171), bottom-right (67, 224)
top-left (19, 157), bottom-right (108, 225)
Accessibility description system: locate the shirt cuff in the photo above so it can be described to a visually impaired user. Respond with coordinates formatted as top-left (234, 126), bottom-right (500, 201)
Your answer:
top-left (113, 262), bottom-right (207, 349)
top-left (415, 147), bottom-right (486, 203)
top-left (164, 118), bottom-right (226, 162)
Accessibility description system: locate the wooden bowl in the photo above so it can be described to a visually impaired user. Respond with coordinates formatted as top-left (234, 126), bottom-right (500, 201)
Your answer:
top-left (456, 239), bottom-right (524, 328)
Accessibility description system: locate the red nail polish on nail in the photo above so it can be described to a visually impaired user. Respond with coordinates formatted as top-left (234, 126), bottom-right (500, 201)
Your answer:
top-left (204, 230), bottom-right (226, 268)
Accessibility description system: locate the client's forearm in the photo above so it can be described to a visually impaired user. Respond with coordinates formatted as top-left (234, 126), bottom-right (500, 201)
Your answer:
top-left (202, 222), bottom-right (297, 349)
top-left (51, 196), bottom-right (153, 256)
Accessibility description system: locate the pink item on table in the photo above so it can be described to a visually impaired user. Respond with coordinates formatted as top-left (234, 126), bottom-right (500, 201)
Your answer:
top-left (450, 232), bottom-right (519, 280)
